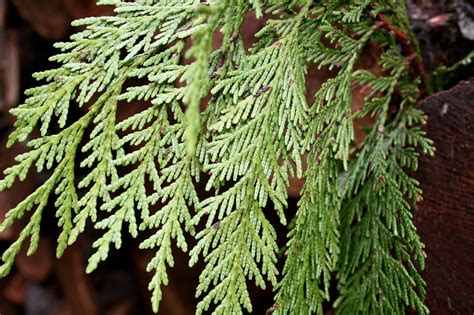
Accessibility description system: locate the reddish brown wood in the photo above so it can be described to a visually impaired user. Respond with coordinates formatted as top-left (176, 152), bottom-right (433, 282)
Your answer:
top-left (57, 245), bottom-right (100, 315)
top-left (0, 1), bottom-right (19, 126)
top-left (2, 30), bottom-right (19, 114)
top-left (0, 0), bottom-right (5, 29)
top-left (11, 0), bottom-right (112, 40)
top-left (415, 78), bottom-right (474, 314)
top-left (0, 0), bottom-right (5, 116)
top-left (132, 247), bottom-right (195, 315)
top-left (16, 238), bottom-right (54, 283)
top-left (12, 0), bottom-right (71, 39)
top-left (3, 273), bottom-right (26, 305)
top-left (0, 134), bottom-right (35, 240)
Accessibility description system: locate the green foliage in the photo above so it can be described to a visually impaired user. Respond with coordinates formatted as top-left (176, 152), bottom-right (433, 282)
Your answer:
top-left (0, 0), bottom-right (438, 314)
top-left (336, 49), bottom-right (434, 315)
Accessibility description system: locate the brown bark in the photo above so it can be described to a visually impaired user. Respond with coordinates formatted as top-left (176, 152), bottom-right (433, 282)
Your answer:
top-left (416, 78), bottom-right (474, 314)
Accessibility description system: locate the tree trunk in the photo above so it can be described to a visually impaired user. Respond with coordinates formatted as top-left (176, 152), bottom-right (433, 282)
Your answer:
top-left (416, 78), bottom-right (474, 314)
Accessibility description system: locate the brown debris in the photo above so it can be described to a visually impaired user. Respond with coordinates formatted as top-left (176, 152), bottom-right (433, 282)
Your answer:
top-left (407, 0), bottom-right (474, 73)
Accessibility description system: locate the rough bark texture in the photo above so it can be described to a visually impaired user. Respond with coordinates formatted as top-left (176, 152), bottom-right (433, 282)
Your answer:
top-left (416, 78), bottom-right (474, 314)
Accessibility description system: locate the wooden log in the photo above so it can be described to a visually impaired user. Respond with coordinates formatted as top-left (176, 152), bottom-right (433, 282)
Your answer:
top-left (415, 78), bottom-right (474, 314)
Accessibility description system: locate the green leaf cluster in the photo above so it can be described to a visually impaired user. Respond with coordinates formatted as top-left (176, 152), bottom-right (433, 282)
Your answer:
top-left (0, 0), bottom-right (436, 314)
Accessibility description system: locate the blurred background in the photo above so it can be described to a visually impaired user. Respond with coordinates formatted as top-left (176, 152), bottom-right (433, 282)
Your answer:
top-left (0, 0), bottom-right (473, 314)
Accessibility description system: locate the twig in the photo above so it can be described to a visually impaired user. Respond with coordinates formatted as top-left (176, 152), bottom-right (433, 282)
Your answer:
top-left (375, 12), bottom-right (426, 77)
top-left (370, 4), bottom-right (429, 95)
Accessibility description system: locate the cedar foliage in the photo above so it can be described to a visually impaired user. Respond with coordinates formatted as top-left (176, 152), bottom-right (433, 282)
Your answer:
top-left (0, 0), bottom-right (443, 314)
